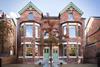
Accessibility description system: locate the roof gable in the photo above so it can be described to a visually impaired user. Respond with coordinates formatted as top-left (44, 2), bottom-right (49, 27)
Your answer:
top-left (59, 2), bottom-right (83, 15)
top-left (18, 1), bottom-right (42, 15)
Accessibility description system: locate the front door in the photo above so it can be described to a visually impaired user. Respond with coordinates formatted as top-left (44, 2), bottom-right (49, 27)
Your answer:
top-left (52, 46), bottom-right (59, 62)
top-left (43, 47), bottom-right (50, 60)
top-left (43, 47), bottom-right (50, 67)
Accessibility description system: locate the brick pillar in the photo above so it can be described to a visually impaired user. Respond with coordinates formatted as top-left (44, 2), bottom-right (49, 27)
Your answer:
top-left (66, 23), bottom-right (69, 61)
top-left (17, 22), bottom-right (21, 59)
top-left (41, 29), bottom-right (44, 56)
top-left (32, 23), bottom-right (35, 62)
top-left (76, 22), bottom-right (79, 60)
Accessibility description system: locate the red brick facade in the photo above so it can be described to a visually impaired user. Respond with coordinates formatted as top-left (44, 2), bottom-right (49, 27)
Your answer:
top-left (17, 2), bottom-right (85, 60)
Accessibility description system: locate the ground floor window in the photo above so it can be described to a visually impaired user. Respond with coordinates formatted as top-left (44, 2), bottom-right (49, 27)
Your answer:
top-left (69, 44), bottom-right (76, 56)
top-left (26, 44), bottom-right (32, 56)
top-left (63, 45), bottom-right (67, 56)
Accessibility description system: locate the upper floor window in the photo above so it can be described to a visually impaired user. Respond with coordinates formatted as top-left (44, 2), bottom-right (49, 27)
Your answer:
top-left (25, 25), bottom-right (33, 37)
top-left (78, 26), bottom-right (81, 36)
top-left (69, 25), bottom-right (76, 37)
top-left (62, 23), bottom-right (67, 35)
top-left (35, 23), bottom-right (40, 38)
top-left (68, 13), bottom-right (74, 21)
top-left (20, 25), bottom-right (24, 36)
top-left (35, 26), bottom-right (39, 38)
top-left (44, 30), bottom-right (49, 39)
top-left (63, 26), bottom-right (67, 35)
top-left (28, 12), bottom-right (34, 20)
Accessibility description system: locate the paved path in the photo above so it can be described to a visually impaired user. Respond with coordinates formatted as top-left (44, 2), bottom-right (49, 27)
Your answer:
top-left (62, 64), bottom-right (97, 67)
top-left (2, 64), bottom-right (97, 67)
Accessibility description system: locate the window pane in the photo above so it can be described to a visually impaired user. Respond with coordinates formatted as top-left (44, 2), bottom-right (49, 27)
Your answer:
top-left (69, 45), bottom-right (76, 56)
top-left (35, 26), bottom-right (38, 38)
top-left (44, 31), bottom-right (49, 39)
top-left (68, 13), bottom-right (74, 21)
top-left (63, 26), bottom-right (66, 35)
top-left (64, 48), bottom-right (66, 56)
top-left (78, 26), bottom-right (80, 36)
top-left (63, 45), bottom-right (66, 56)
top-left (62, 23), bottom-right (67, 35)
top-left (28, 12), bottom-right (34, 20)
top-left (20, 26), bottom-right (24, 36)
top-left (26, 25), bottom-right (33, 37)
top-left (69, 26), bottom-right (76, 37)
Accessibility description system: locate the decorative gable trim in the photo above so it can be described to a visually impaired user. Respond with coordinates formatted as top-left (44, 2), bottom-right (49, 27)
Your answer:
top-left (18, 1), bottom-right (42, 15)
top-left (59, 2), bottom-right (83, 15)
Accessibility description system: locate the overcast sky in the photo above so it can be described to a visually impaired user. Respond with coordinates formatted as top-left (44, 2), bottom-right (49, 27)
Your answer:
top-left (0, 0), bottom-right (100, 22)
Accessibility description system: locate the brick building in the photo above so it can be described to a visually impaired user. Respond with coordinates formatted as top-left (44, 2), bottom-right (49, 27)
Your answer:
top-left (84, 17), bottom-right (100, 63)
top-left (17, 2), bottom-right (85, 63)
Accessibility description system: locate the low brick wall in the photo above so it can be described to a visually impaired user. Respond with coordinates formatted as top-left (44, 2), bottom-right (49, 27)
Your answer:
top-left (83, 45), bottom-right (97, 63)
top-left (61, 64), bottom-right (97, 67)
top-left (0, 56), bottom-right (17, 64)
top-left (2, 64), bottom-right (41, 67)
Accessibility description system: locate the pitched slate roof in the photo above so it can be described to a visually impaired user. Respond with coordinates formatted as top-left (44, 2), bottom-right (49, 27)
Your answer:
top-left (18, 1), bottom-right (42, 15)
top-left (59, 2), bottom-right (83, 15)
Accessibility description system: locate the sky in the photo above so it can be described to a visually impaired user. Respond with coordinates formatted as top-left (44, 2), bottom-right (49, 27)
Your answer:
top-left (0, 0), bottom-right (100, 22)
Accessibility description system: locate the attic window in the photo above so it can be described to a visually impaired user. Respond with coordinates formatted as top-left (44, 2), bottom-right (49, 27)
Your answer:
top-left (68, 13), bottom-right (74, 21)
top-left (28, 12), bottom-right (34, 20)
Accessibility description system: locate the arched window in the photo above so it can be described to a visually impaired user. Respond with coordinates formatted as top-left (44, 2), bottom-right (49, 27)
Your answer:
top-left (28, 12), bottom-right (34, 20)
top-left (68, 13), bottom-right (74, 21)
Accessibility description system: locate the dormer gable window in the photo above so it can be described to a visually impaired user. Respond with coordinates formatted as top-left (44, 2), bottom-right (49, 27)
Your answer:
top-left (68, 13), bottom-right (74, 21)
top-left (28, 12), bottom-right (34, 20)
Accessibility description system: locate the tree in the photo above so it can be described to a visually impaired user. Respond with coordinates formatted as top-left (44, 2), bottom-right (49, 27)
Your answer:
top-left (0, 20), bottom-right (13, 54)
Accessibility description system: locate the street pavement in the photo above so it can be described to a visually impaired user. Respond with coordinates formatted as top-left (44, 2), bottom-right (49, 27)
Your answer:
top-left (2, 64), bottom-right (97, 67)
